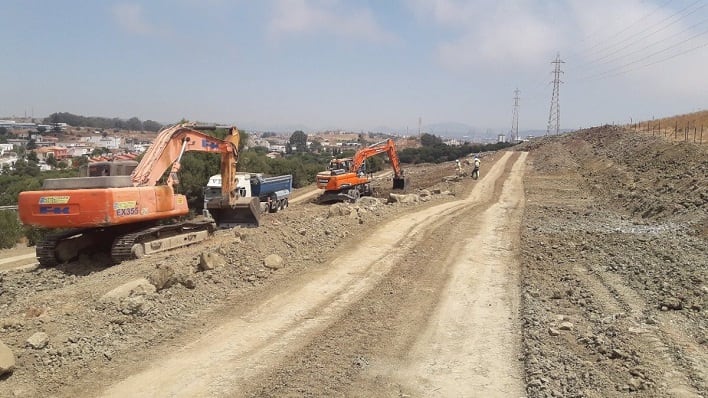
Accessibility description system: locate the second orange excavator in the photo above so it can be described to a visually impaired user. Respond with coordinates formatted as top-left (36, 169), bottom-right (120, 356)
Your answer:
top-left (18, 123), bottom-right (260, 266)
top-left (315, 138), bottom-right (406, 203)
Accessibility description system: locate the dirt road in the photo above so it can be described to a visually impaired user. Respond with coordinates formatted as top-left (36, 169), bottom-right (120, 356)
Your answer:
top-left (98, 152), bottom-right (527, 397)
top-left (0, 248), bottom-right (36, 273)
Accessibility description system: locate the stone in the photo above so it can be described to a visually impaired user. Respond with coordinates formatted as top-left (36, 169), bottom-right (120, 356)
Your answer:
top-left (388, 193), bottom-right (420, 204)
top-left (264, 254), bottom-right (284, 270)
top-left (0, 340), bottom-right (15, 375)
top-left (548, 327), bottom-right (561, 336)
top-left (198, 252), bottom-right (226, 272)
top-left (100, 278), bottom-right (156, 302)
top-left (559, 321), bottom-right (574, 331)
top-left (327, 203), bottom-right (354, 218)
top-left (26, 332), bottom-right (49, 349)
top-left (659, 297), bottom-right (682, 310)
top-left (148, 266), bottom-right (178, 290)
top-left (357, 197), bottom-right (380, 208)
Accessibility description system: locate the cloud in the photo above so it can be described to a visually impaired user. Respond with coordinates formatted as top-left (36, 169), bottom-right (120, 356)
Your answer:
top-left (111, 3), bottom-right (155, 36)
top-left (268, 0), bottom-right (398, 44)
top-left (408, 0), bottom-right (562, 70)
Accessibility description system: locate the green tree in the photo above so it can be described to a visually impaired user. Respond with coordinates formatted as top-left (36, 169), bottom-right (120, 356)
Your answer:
top-left (143, 120), bottom-right (163, 132)
top-left (126, 117), bottom-right (143, 131)
top-left (74, 156), bottom-right (89, 168)
top-left (91, 147), bottom-right (109, 157)
top-left (46, 153), bottom-right (57, 167)
top-left (26, 151), bottom-right (39, 163)
top-left (309, 139), bottom-right (323, 153)
top-left (289, 130), bottom-right (308, 153)
top-left (26, 139), bottom-right (37, 150)
top-left (0, 210), bottom-right (22, 249)
top-left (420, 133), bottom-right (443, 147)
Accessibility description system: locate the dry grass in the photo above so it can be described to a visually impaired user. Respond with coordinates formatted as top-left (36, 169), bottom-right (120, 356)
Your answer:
top-left (631, 109), bottom-right (708, 144)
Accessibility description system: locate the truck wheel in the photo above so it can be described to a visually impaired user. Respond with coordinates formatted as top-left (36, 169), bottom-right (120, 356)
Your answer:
top-left (282, 198), bottom-right (289, 209)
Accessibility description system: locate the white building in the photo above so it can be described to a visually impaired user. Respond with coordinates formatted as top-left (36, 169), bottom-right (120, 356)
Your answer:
top-left (81, 136), bottom-right (123, 149)
top-left (0, 143), bottom-right (13, 156)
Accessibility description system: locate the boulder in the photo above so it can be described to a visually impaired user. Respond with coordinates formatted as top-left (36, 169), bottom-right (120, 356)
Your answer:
top-left (100, 278), bottom-right (156, 302)
top-left (357, 197), bottom-right (380, 208)
top-left (559, 321), bottom-right (574, 331)
top-left (198, 252), bottom-right (226, 272)
top-left (388, 193), bottom-right (420, 204)
top-left (26, 332), bottom-right (49, 349)
top-left (264, 254), bottom-right (284, 270)
top-left (327, 203), bottom-right (354, 218)
top-left (0, 340), bottom-right (15, 375)
top-left (147, 266), bottom-right (178, 291)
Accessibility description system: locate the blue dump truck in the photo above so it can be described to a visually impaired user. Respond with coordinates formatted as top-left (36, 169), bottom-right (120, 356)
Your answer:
top-left (203, 173), bottom-right (293, 225)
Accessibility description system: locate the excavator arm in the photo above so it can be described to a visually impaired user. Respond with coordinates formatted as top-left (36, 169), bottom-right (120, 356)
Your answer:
top-left (130, 123), bottom-right (244, 206)
top-left (352, 139), bottom-right (405, 180)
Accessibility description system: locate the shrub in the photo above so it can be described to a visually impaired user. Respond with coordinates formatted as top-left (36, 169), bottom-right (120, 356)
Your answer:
top-left (0, 211), bottom-right (22, 249)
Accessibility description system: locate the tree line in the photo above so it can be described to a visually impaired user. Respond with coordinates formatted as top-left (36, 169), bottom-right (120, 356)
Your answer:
top-left (44, 112), bottom-right (163, 132)
top-left (0, 129), bottom-right (516, 248)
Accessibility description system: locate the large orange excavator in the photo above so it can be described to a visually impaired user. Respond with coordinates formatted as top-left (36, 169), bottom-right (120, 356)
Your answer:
top-left (316, 138), bottom-right (406, 203)
top-left (18, 123), bottom-right (260, 266)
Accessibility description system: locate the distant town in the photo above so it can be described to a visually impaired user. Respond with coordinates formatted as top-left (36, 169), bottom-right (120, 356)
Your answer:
top-left (0, 114), bottom-right (510, 173)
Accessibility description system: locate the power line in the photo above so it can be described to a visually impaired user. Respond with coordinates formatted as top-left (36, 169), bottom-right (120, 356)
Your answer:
top-left (580, 27), bottom-right (708, 81)
top-left (583, 36), bottom-right (708, 81)
top-left (580, 0), bottom-right (675, 52)
top-left (585, 16), bottom-right (708, 71)
top-left (583, 0), bottom-right (703, 59)
top-left (546, 54), bottom-right (564, 136)
top-left (584, 1), bottom-right (707, 68)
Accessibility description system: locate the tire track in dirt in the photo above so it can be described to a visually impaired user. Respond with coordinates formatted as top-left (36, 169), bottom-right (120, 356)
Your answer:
top-left (392, 151), bottom-right (527, 397)
top-left (98, 152), bottom-right (518, 397)
top-left (578, 264), bottom-right (706, 397)
top-left (241, 152), bottom-right (526, 397)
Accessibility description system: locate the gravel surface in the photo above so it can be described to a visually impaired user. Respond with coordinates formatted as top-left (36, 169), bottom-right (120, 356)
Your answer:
top-left (0, 126), bottom-right (706, 398)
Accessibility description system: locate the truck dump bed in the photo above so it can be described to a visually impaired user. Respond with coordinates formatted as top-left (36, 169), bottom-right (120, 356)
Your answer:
top-left (251, 175), bottom-right (293, 199)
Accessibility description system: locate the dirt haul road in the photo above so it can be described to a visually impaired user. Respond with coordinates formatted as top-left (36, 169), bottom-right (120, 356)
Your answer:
top-left (97, 151), bottom-right (527, 397)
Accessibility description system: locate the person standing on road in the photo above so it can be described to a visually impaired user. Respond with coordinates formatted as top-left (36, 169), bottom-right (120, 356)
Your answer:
top-left (455, 159), bottom-right (462, 174)
top-left (472, 155), bottom-right (481, 179)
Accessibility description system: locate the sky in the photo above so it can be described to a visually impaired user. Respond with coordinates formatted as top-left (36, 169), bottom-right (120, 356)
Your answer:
top-left (2, 0), bottom-right (707, 136)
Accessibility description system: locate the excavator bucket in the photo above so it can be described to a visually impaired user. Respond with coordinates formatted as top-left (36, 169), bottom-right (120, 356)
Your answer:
top-left (206, 197), bottom-right (262, 228)
top-left (392, 176), bottom-right (407, 190)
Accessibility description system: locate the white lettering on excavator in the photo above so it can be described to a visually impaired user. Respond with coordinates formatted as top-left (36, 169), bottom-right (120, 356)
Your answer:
top-left (39, 196), bottom-right (70, 204)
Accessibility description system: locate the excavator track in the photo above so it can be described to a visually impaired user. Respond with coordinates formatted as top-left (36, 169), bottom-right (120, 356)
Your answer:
top-left (36, 230), bottom-right (78, 267)
top-left (111, 219), bottom-right (216, 263)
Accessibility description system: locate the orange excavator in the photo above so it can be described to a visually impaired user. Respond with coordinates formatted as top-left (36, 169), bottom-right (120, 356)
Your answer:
top-left (316, 138), bottom-right (406, 203)
top-left (18, 123), bottom-right (260, 266)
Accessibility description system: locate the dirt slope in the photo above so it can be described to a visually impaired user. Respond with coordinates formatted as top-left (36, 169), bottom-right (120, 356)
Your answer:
top-left (518, 126), bottom-right (707, 398)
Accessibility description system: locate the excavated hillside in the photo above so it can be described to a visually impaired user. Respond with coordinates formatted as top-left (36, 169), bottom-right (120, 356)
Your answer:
top-left (0, 126), bottom-right (705, 398)
top-left (518, 126), bottom-right (707, 397)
